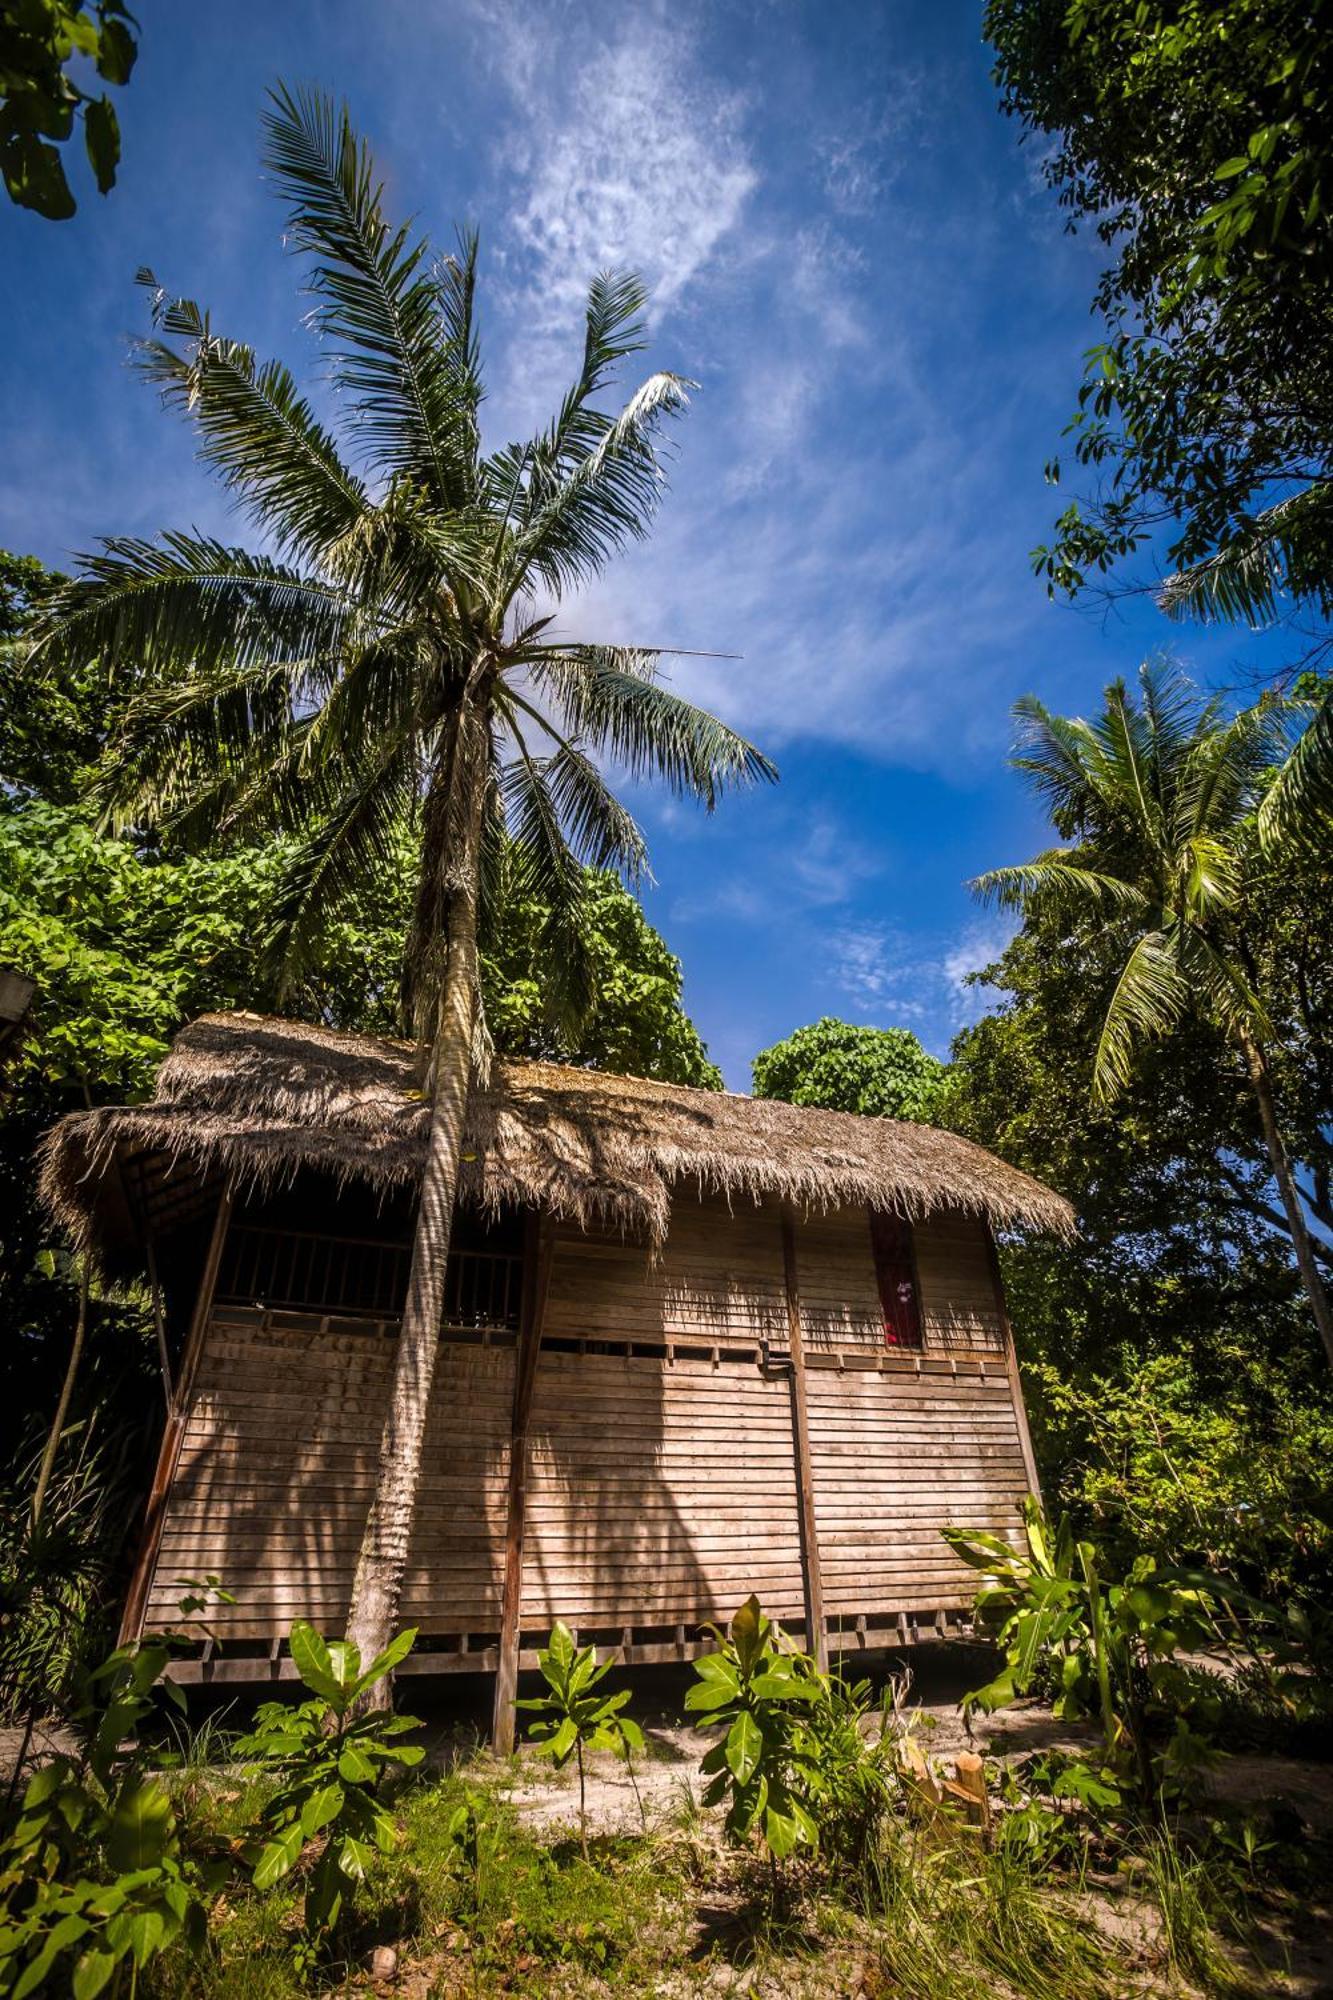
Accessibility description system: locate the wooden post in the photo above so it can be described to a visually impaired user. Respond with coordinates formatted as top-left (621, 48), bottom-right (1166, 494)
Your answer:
top-left (983, 1227), bottom-right (1043, 1503)
top-left (491, 1213), bottom-right (555, 1753)
top-left (781, 1211), bottom-right (826, 1671)
top-left (119, 1181), bottom-right (233, 1647)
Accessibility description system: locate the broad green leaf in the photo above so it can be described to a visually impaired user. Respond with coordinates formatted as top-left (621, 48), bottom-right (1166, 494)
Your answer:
top-left (725, 1711), bottom-right (763, 1785)
top-left (106, 1780), bottom-right (173, 1872)
top-left (731, 1596), bottom-right (764, 1674)
top-left (300, 1782), bottom-right (345, 1836)
top-left (252, 1816), bottom-right (305, 1889)
top-left (71, 1950), bottom-right (119, 2000)
top-left (763, 1804), bottom-right (800, 1858)
top-left (684, 1680), bottom-right (737, 1714)
top-left (357, 1626), bottom-right (418, 1691)
top-left (326, 1639), bottom-right (361, 1692)
top-left (289, 1622), bottom-right (342, 1703)
top-left (338, 1742), bottom-right (375, 1783)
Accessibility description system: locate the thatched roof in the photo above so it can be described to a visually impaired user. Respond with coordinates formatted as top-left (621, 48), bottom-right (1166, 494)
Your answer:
top-left (41, 1012), bottom-right (1074, 1262)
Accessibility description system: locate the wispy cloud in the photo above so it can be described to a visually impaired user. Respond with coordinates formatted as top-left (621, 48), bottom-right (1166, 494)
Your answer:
top-left (821, 917), bottom-right (1014, 1052)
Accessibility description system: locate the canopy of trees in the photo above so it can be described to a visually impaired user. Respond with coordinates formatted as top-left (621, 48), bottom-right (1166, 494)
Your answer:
top-left (986, 0), bottom-right (1333, 631)
top-left (0, 0), bottom-right (137, 217)
top-left (752, 1017), bottom-right (946, 1122)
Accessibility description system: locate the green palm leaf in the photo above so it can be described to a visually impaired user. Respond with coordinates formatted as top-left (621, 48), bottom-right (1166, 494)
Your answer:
top-left (1092, 928), bottom-right (1192, 1103)
top-left (133, 278), bottom-right (369, 565)
top-left (261, 84), bottom-right (479, 505)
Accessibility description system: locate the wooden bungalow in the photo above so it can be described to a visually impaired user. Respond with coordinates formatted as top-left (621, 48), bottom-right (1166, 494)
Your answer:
top-left (42, 1012), bottom-right (1072, 1741)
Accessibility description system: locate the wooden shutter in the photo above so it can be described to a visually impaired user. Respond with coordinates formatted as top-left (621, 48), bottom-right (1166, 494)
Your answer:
top-left (868, 1211), bottom-right (923, 1349)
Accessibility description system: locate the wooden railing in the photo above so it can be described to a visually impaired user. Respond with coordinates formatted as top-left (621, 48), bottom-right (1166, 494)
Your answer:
top-left (216, 1225), bottom-right (523, 1331)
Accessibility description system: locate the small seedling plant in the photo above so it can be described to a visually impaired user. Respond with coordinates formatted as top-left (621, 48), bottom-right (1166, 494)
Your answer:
top-left (517, 1622), bottom-right (643, 1859)
top-left (0, 1583), bottom-right (232, 1999)
top-left (684, 1594), bottom-right (821, 1862)
top-left (235, 1622), bottom-right (423, 1947)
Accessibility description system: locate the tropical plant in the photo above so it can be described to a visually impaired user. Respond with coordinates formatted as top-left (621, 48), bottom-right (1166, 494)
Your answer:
top-left (516, 1622), bottom-right (643, 1861)
top-left (794, 1667), bottom-right (899, 1876)
top-left (38, 86), bottom-right (773, 1676)
top-left (944, 1498), bottom-right (1267, 1806)
top-left (0, 0), bottom-right (137, 219)
top-left (974, 660), bottom-right (1333, 1367)
top-left (234, 1622), bottom-right (424, 1946)
top-left (985, 0), bottom-right (1333, 630)
top-left (752, 1016), bottom-right (946, 1121)
top-left (683, 1595), bottom-right (821, 1863)
top-left (0, 1603), bottom-right (223, 1999)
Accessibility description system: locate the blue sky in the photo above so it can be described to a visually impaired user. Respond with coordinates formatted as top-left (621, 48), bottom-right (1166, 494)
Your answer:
top-left (0, 0), bottom-right (1288, 1087)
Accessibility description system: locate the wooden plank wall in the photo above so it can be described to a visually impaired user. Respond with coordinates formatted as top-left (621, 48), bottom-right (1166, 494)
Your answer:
top-left (520, 1345), bottom-right (806, 1633)
top-left (145, 1309), bottom-right (513, 1639)
top-left (914, 1213), bottom-right (1007, 1352)
top-left (807, 1363), bottom-right (1029, 1622)
top-left (141, 1192), bottom-right (1027, 1648)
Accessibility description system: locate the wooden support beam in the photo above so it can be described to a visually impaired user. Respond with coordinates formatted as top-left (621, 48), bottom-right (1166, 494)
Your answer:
top-left (119, 1181), bottom-right (233, 1647)
top-left (491, 1213), bottom-right (555, 1755)
top-left (983, 1226), bottom-right (1043, 1503)
top-left (781, 1210), bottom-right (827, 1672)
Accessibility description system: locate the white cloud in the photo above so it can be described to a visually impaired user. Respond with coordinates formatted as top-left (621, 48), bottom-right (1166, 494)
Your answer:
top-left (818, 917), bottom-right (1015, 1050)
top-left (480, 5), bottom-right (756, 397)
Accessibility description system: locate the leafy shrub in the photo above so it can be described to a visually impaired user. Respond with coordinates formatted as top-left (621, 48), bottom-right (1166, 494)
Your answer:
top-left (517, 1622), bottom-right (643, 1858)
top-left (944, 1498), bottom-right (1271, 1806)
top-left (685, 1595), bottom-right (823, 1861)
top-left (234, 1623), bottom-right (423, 1949)
top-left (0, 1629), bottom-right (216, 1998)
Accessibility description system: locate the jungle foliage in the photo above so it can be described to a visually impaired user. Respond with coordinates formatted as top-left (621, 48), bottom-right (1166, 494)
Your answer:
top-left (751, 1016), bottom-right (945, 1121)
top-left (985, 0), bottom-right (1333, 632)
top-left (0, 0), bottom-right (137, 219)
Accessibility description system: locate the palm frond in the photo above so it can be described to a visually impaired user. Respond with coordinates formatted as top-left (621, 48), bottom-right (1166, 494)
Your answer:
top-left (132, 277), bottom-right (369, 565)
top-left (500, 735), bottom-right (598, 1034)
top-left (528, 647), bottom-right (777, 807)
top-left (504, 369), bottom-right (692, 599)
top-left (36, 534), bottom-right (357, 682)
top-left (1177, 927), bottom-right (1276, 1045)
top-left (1157, 487), bottom-right (1333, 626)
top-left (1173, 699), bottom-right (1279, 844)
top-left (970, 854), bottom-right (1149, 915)
top-left (1179, 834), bottom-right (1241, 919)
top-left (264, 740), bottom-right (416, 992)
top-left (262, 84), bottom-right (480, 505)
top-left (1258, 686), bottom-right (1333, 851)
top-left (1092, 927), bottom-right (1191, 1103)
top-left (1009, 695), bottom-right (1102, 825)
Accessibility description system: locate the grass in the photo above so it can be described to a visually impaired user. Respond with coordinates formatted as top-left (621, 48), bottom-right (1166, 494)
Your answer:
top-left (128, 1742), bottom-right (1322, 2000)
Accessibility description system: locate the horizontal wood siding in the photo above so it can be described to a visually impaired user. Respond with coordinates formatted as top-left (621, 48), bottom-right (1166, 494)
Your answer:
top-left (543, 1197), bottom-right (786, 1348)
top-left (145, 1310), bottom-right (513, 1638)
top-left (521, 1343), bottom-right (805, 1629)
top-left (807, 1364), bottom-right (1027, 1618)
top-left (789, 1204), bottom-right (883, 1351)
top-left (914, 1213), bottom-right (1006, 1353)
top-left (138, 1196), bottom-right (1029, 1650)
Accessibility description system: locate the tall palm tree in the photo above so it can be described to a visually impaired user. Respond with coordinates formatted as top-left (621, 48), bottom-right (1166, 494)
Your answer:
top-left (973, 659), bottom-right (1333, 1371)
top-left (39, 86), bottom-right (775, 1672)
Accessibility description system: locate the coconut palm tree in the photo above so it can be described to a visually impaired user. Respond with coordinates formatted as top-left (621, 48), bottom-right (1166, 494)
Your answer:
top-left (39, 86), bottom-right (775, 1672)
top-left (973, 659), bottom-right (1333, 1371)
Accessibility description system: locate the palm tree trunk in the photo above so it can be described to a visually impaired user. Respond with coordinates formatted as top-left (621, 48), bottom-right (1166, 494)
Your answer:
top-left (344, 706), bottom-right (488, 1685)
top-left (1238, 1026), bottom-right (1333, 1371)
top-left (31, 1256), bottom-right (89, 1532)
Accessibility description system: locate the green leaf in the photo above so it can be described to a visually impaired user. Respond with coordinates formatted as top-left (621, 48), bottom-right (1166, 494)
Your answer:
top-left (300, 1782), bottom-right (345, 1836)
top-left (253, 1816), bottom-right (305, 1890)
top-left (71, 1951), bottom-right (119, 2000)
top-left (106, 1780), bottom-right (174, 1872)
top-left (338, 1742), bottom-right (376, 1784)
top-left (725, 1711), bottom-right (764, 1785)
top-left (288, 1622), bottom-right (343, 1703)
top-left (357, 1626), bottom-right (417, 1691)
top-left (763, 1805), bottom-right (800, 1858)
top-left (83, 97), bottom-right (120, 195)
top-left (730, 1596), bottom-right (764, 1674)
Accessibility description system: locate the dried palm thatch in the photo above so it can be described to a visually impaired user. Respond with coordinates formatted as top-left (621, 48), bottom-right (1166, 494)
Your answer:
top-left (41, 1012), bottom-right (1074, 1261)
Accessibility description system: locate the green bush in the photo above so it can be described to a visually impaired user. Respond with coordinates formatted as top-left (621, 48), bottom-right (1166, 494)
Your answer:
top-left (233, 1623), bottom-right (423, 1949)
